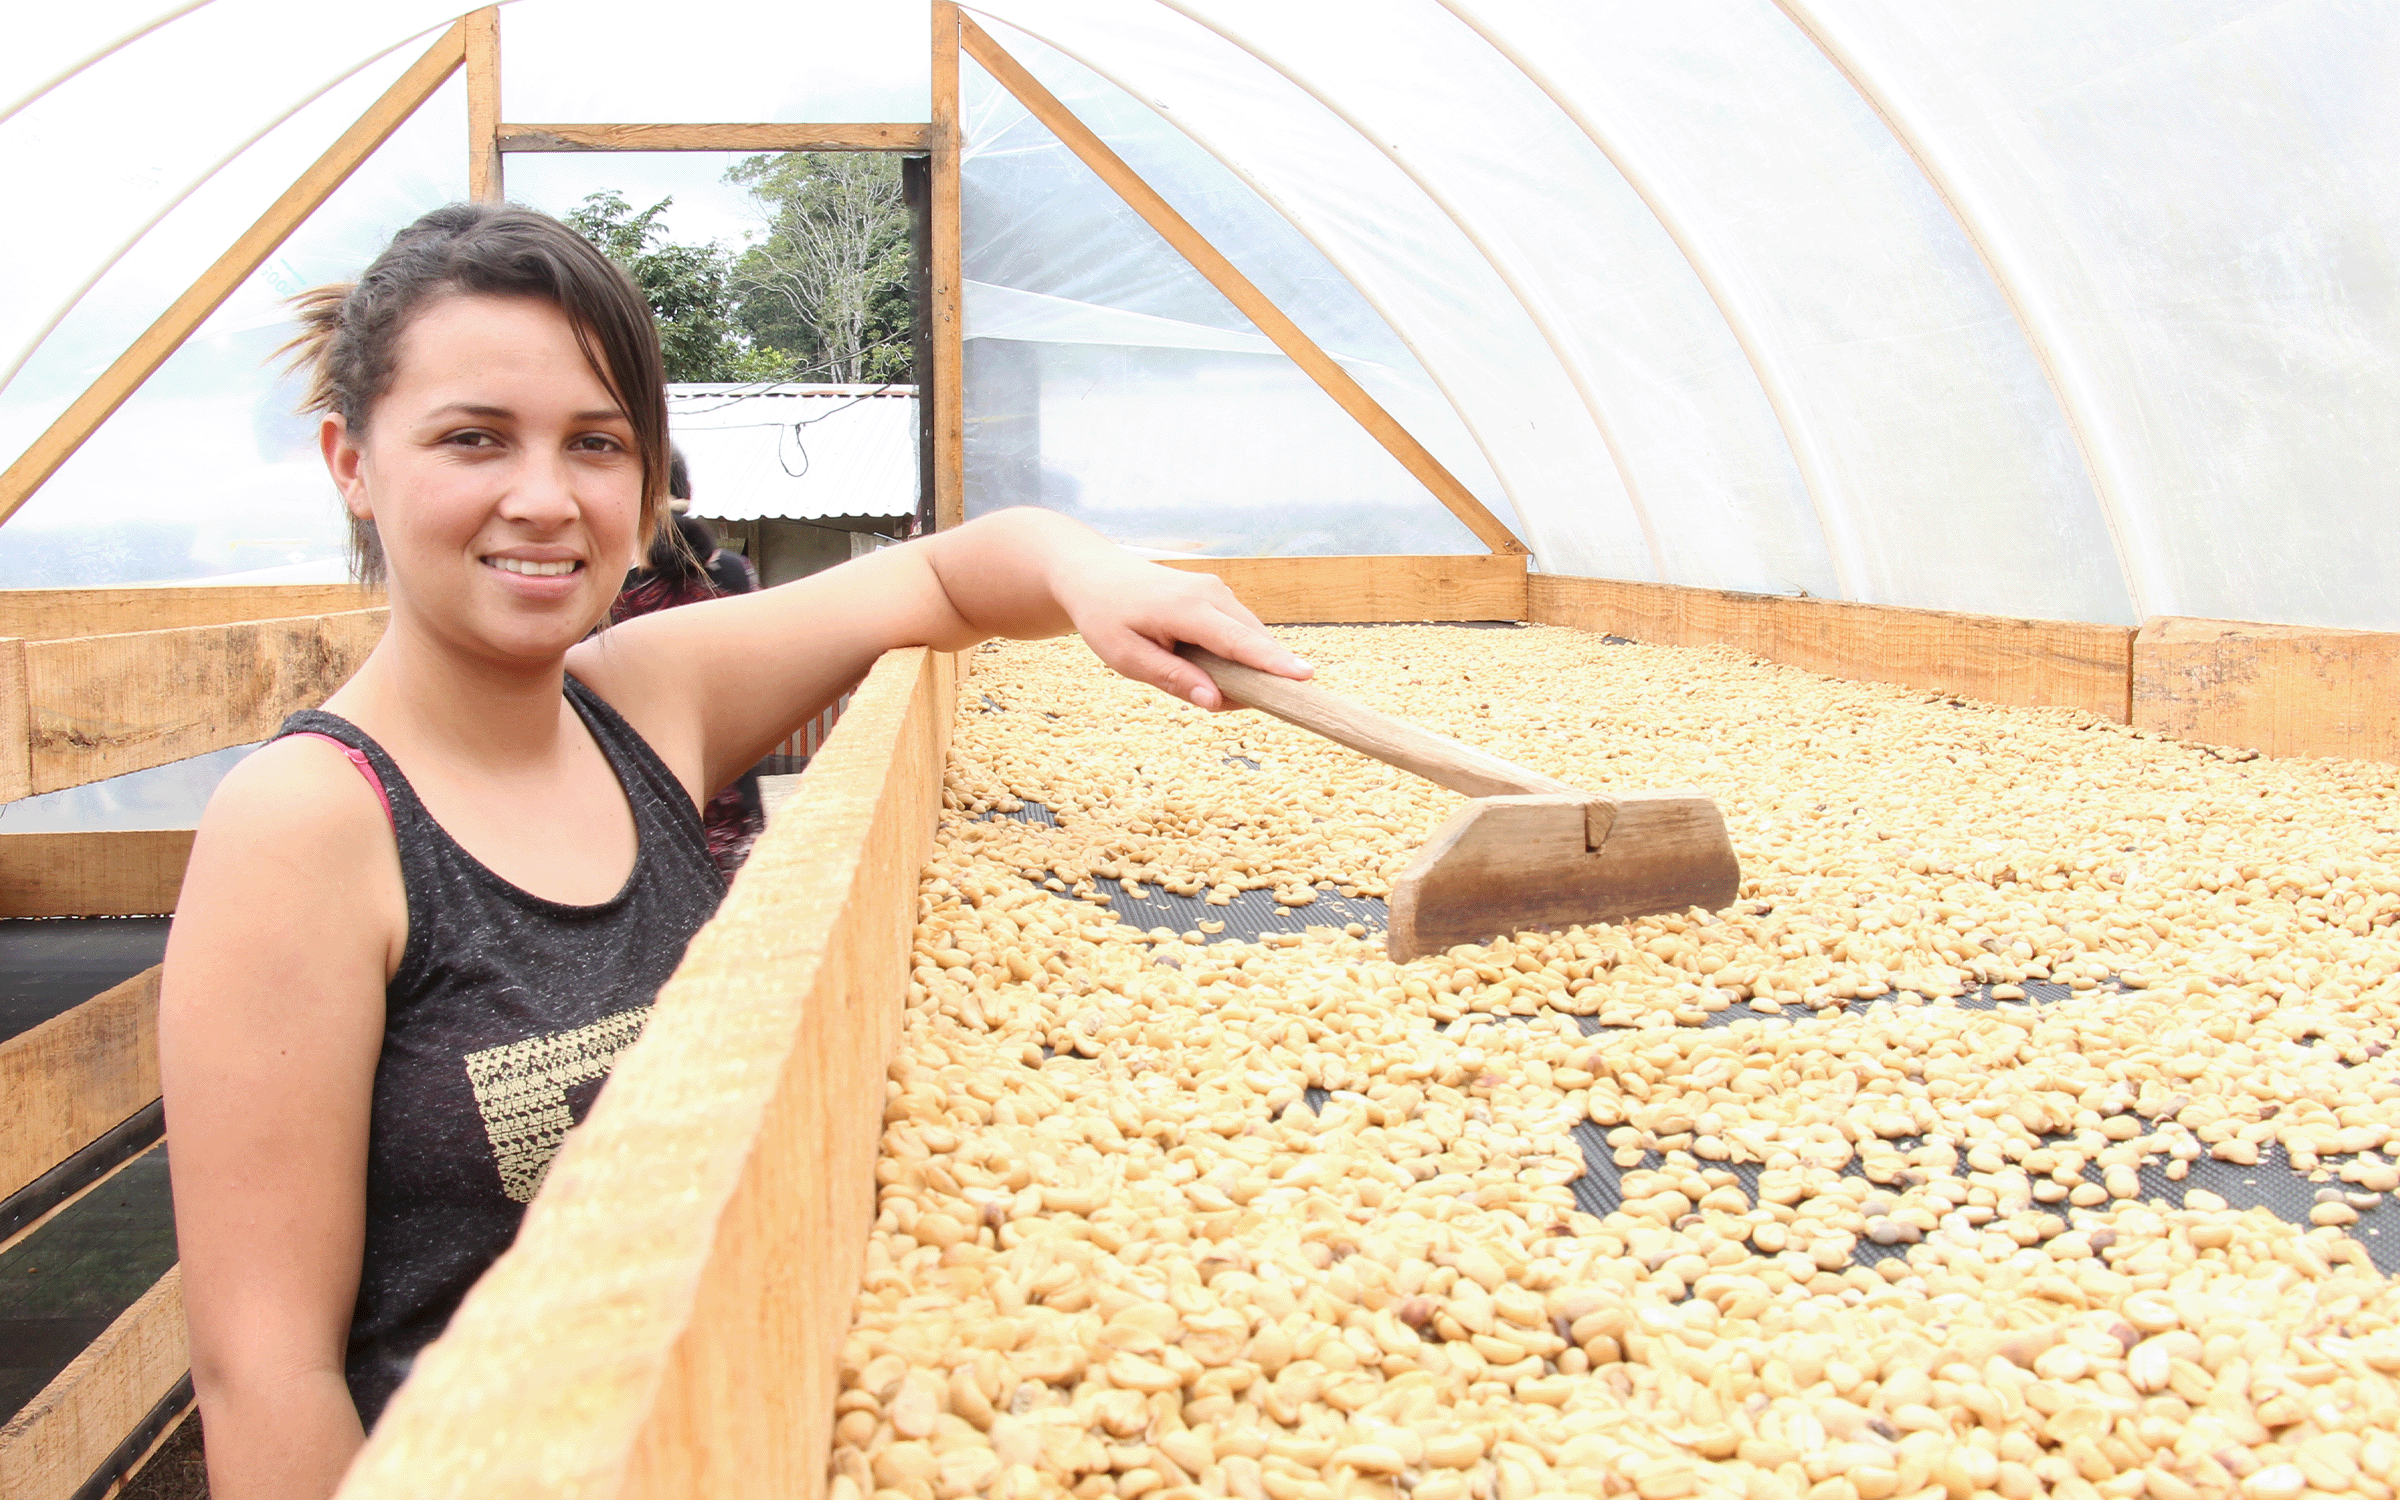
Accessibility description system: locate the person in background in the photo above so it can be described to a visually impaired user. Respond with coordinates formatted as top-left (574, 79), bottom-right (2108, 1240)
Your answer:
top-left (697, 521), bottom-right (758, 598)
top-left (607, 459), bottom-right (765, 871)
top-left (659, 446), bottom-right (759, 597)
top-left (606, 512), bottom-right (716, 620)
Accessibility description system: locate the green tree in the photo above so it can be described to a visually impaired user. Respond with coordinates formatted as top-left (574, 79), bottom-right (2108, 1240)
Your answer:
top-left (563, 190), bottom-right (789, 383)
top-left (725, 153), bottom-right (913, 384)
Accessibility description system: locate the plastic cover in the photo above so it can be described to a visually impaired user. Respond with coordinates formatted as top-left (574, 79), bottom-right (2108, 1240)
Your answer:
top-left (4, 1), bottom-right (2393, 628)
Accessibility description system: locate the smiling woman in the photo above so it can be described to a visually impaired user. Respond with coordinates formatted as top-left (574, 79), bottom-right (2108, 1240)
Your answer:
top-left (151, 200), bottom-right (1313, 1500)
top-left (283, 203), bottom-right (670, 591)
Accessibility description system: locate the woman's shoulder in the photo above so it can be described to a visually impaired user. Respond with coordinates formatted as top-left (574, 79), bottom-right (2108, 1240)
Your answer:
top-left (172, 732), bottom-right (407, 992)
top-left (194, 733), bottom-right (396, 876)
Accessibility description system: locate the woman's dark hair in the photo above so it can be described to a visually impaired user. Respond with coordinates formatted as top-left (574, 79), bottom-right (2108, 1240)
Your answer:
top-left (668, 445), bottom-right (691, 503)
top-left (282, 202), bottom-right (670, 585)
top-left (643, 513), bottom-right (717, 590)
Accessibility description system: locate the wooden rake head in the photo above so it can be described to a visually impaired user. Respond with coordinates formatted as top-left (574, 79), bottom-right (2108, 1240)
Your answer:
top-left (1180, 646), bottom-right (1742, 963)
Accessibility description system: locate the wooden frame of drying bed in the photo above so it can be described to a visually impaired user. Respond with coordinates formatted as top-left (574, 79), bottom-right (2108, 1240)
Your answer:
top-left (339, 645), bottom-right (958, 1497)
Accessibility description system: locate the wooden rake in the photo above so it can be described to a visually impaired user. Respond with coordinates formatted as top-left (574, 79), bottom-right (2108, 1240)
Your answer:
top-left (1181, 647), bottom-right (1743, 963)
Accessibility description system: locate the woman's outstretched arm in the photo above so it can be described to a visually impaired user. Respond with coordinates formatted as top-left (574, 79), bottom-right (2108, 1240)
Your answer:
top-left (572, 507), bottom-right (1311, 804)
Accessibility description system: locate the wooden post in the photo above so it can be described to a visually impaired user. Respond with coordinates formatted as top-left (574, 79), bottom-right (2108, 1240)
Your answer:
top-left (0, 21), bottom-right (469, 530)
top-left (956, 15), bottom-right (1527, 556)
top-left (466, 7), bottom-right (503, 202)
top-left (904, 154), bottom-right (936, 537)
top-left (931, 3), bottom-right (966, 531)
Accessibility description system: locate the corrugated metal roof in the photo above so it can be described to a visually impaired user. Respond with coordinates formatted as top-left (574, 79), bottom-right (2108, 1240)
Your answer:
top-left (667, 384), bottom-right (918, 522)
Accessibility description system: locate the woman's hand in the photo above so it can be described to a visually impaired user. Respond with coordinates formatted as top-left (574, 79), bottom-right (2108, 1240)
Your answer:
top-left (1049, 549), bottom-right (1312, 710)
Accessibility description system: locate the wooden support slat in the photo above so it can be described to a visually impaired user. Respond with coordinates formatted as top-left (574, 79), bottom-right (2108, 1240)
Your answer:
top-left (931, 4), bottom-right (966, 532)
top-left (1157, 553), bottom-right (1528, 623)
top-left (0, 969), bottom-right (159, 1204)
top-left (0, 639), bottom-right (28, 804)
top-left (0, 23), bottom-right (468, 529)
top-left (2133, 616), bottom-right (2400, 764)
top-left (19, 608), bottom-right (385, 798)
top-left (497, 122), bottom-right (937, 153)
top-left (0, 1268), bottom-right (186, 1500)
top-left (0, 831), bottom-right (195, 919)
top-left (466, 7), bottom-right (503, 202)
top-left (956, 16), bottom-right (1526, 556)
top-left (1529, 574), bottom-right (2135, 721)
top-left (341, 647), bottom-right (958, 1499)
top-left (0, 584), bottom-right (380, 642)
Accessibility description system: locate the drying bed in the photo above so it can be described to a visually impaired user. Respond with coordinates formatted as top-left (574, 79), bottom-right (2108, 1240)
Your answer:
top-left (858, 627), bottom-right (2400, 1500)
top-left (983, 808), bottom-right (2393, 1273)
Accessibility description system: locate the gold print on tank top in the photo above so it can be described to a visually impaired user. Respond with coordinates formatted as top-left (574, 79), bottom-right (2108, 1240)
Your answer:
top-left (463, 1008), bottom-right (649, 1203)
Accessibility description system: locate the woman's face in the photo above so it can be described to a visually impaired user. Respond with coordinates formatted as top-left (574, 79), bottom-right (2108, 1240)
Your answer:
top-left (324, 293), bottom-right (646, 665)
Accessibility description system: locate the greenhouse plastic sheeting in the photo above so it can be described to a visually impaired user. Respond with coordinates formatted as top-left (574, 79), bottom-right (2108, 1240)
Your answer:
top-left (4, 1), bottom-right (2393, 628)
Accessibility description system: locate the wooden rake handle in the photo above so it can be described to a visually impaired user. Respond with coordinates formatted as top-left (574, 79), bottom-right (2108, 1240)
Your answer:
top-left (1178, 644), bottom-right (1597, 804)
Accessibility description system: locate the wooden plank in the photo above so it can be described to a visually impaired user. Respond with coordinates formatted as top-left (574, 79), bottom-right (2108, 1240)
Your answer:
top-left (497, 123), bottom-right (937, 153)
top-left (341, 648), bottom-right (958, 1499)
top-left (1156, 553), bottom-right (1529, 623)
top-left (1529, 574), bottom-right (2135, 721)
top-left (0, 1269), bottom-right (186, 1500)
top-left (0, 639), bottom-right (28, 804)
top-left (2133, 616), bottom-right (2400, 764)
top-left (0, 24), bottom-right (468, 529)
top-left (931, 4), bottom-right (965, 532)
top-left (0, 969), bottom-right (159, 1205)
top-left (0, 584), bottom-right (380, 642)
top-left (957, 17), bottom-right (1526, 557)
top-left (466, 7), bottom-right (503, 202)
top-left (21, 608), bottom-right (385, 797)
top-left (0, 831), bottom-right (194, 919)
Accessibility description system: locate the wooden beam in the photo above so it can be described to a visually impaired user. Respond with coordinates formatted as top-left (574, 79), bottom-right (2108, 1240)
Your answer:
top-left (0, 831), bottom-right (195, 918)
top-left (1529, 574), bottom-right (2135, 721)
top-left (0, 583), bottom-right (380, 642)
top-left (496, 122), bottom-right (937, 153)
top-left (2133, 616), bottom-right (2400, 764)
top-left (1157, 553), bottom-right (1528, 623)
top-left (0, 968), bottom-right (159, 1204)
top-left (0, 23), bottom-right (468, 530)
top-left (931, 5), bottom-right (966, 531)
top-left (466, 7), bottom-right (504, 201)
top-left (956, 16), bottom-right (1526, 556)
top-left (0, 639), bottom-right (28, 803)
top-left (18, 608), bottom-right (385, 799)
top-left (0, 1268), bottom-right (186, 1500)
top-left (341, 648), bottom-right (958, 1499)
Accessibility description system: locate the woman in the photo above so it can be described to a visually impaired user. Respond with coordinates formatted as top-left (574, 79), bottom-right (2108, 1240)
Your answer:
top-left (157, 203), bottom-right (1303, 1498)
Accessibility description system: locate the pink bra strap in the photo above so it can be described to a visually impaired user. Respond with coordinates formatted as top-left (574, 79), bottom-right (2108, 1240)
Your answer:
top-left (289, 731), bottom-right (396, 832)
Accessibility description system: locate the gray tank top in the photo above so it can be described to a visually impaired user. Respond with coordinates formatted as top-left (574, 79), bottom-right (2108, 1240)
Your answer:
top-left (274, 675), bottom-right (724, 1427)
